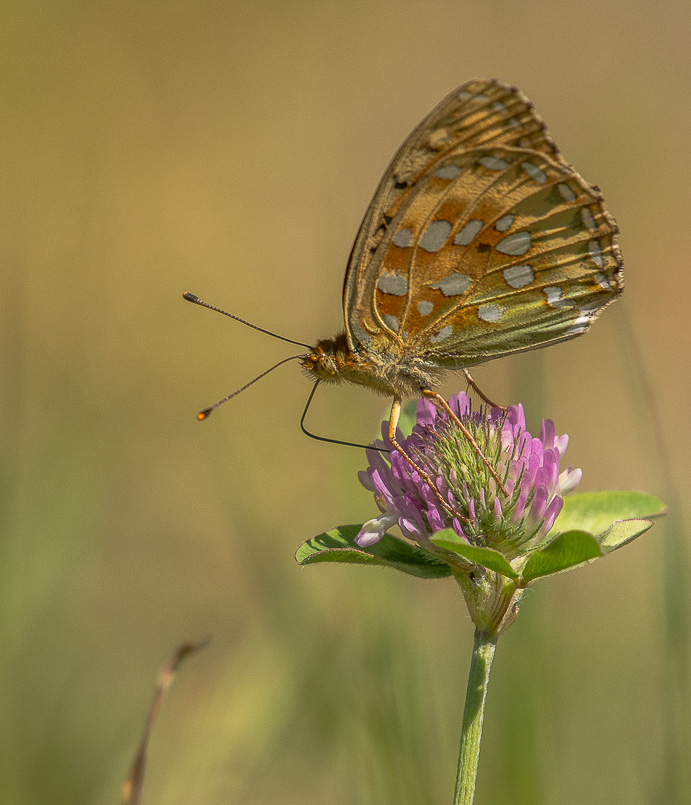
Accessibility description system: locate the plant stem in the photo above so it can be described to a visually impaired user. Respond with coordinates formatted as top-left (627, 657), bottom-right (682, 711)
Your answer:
top-left (453, 630), bottom-right (497, 805)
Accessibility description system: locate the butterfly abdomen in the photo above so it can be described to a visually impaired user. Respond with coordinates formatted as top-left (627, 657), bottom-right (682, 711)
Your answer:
top-left (301, 332), bottom-right (444, 397)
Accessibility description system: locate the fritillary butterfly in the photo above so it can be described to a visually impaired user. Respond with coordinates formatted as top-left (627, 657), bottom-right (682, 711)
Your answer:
top-left (299, 79), bottom-right (623, 499)
top-left (187, 79), bottom-right (624, 509)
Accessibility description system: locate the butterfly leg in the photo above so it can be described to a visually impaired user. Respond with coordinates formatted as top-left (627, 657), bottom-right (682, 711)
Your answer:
top-left (421, 389), bottom-right (508, 496)
top-left (388, 396), bottom-right (462, 519)
top-left (462, 369), bottom-right (506, 412)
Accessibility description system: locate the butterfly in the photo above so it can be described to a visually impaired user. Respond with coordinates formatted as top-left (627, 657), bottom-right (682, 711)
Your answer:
top-left (297, 79), bottom-right (623, 502)
top-left (186, 79), bottom-right (623, 511)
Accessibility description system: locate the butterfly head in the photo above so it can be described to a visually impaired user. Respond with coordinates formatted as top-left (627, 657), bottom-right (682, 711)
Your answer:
top-left (300, 333), bottom-right (351, 384)
top-left (301, 330), bottom-right (442, 398)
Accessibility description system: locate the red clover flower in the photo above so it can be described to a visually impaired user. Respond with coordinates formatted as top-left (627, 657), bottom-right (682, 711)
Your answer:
top-left (357, 392), bottom-right (581, 559)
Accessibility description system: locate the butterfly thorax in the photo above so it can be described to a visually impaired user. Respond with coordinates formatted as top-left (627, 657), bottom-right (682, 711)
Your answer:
top-left (300, 332), bottom-right (444, 397)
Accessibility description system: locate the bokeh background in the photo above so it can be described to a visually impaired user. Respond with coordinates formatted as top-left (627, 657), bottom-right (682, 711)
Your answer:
top-left (3, 1), bottom-right (690, 803)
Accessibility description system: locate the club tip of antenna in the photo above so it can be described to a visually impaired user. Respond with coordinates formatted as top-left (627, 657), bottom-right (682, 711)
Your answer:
top-left (183, 292), bottom-right (200, 303)
top-left (197, 408), bottom-right (212, 421)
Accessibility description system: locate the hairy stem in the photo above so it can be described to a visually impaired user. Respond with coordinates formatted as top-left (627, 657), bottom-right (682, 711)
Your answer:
top-left (454, 630), bottom-right (497, 805)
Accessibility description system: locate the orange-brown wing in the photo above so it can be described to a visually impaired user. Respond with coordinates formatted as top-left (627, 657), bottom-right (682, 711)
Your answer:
top-left (343, 79), bottom-right (623, 362)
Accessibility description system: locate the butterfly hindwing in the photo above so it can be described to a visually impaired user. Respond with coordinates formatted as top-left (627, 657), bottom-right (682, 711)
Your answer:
top-left (343, 80), bottom-right (623, 366)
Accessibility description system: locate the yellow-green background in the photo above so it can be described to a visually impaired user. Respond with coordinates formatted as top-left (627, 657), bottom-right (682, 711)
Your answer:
top-left (3, 1), bottom-right (689, 803)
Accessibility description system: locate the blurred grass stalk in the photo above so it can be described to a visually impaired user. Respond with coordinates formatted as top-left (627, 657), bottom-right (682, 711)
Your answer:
top-left (614, 305), bottom-right (691, 801)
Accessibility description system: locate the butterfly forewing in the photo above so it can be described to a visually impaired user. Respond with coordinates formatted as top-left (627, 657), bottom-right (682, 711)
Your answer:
top-left (343, 79), bottom-right (623, 367)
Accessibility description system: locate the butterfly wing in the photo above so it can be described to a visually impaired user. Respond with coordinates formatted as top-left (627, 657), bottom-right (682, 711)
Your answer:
top-left (343, 79), bottom-right (623, 366)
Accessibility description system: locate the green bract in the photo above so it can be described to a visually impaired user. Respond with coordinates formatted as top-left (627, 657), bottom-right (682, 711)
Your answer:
top-left (296, 491), bottom-right (665, 587)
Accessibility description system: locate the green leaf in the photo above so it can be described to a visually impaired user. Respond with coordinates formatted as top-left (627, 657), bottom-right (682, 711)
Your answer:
top-left (296, 525), bottom-right (452, 579)
top-left (598, 518), bottom-right (655, 552)
top-left (549, 491), bottom-right (666, 538)
top-left (521, 531), bottom-right (603, 582)
top-left (430, 528), bottom-right (518, 579)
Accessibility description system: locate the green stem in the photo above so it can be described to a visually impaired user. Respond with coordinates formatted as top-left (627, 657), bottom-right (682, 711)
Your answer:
top-left (454, 630), bottom-right (497, 805)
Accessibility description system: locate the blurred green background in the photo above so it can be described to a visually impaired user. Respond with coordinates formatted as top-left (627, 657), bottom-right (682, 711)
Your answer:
top-left (2, 1), bottom-right (690, 803)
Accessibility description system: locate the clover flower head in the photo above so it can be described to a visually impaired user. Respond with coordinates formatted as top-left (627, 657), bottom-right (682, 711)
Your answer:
top-left (357, 392), bottom-right (581, 559)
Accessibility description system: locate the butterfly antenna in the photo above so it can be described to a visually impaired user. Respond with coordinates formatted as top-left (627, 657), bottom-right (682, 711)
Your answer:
top-left (300, 382), bottom-right (389, 453)
top-left (197, 355), bottom-right (301, 420)
top-left (183, 292), bottom-right (311, 349)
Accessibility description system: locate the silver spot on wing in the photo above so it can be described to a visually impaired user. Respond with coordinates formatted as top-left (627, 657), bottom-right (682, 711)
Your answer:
top-left (543, 286), bottom-right (565, 308)
top-left (558, 183), bottom-right (576, 202)
top-left (477, 303), bottom-right (503, 323)
top-left (594, 272), bottom-right (610, 290)
top-left (589, 240), bottom-right (603, 267)
top-left (434, 164), bottom-right (462, 180)
top-left (454, 219), bottom-right (483, 246)
top-left (502, 264), bottom-right (534, 289)
top-left (430, 325), bottom-right (454, 342)
top-left (383, 314), bottom-right (400, 332)
top-left (496, 231), bottom-right (532, 256)
top-left (479, 155), bottom-right (509, 171)
top-left (377, 273), bottom-right (408, 296)
top-left (521, 161), bottom-right (547, 183)
top-left (430, 272), bottom-right (472, 296)
top-left (392, 228), bottom-right (413, 248)
top-left (581, 207), bottom-right (596, 231)
top-left (420, 220), bottom-right (453, 252)
top-left (566, 305), bottom-right (598, 336)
